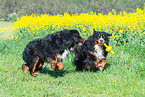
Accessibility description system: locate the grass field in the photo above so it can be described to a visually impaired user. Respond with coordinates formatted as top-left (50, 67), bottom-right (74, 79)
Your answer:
top-left (0, 22), bottom-right (13, 40)
top-left (0, 13), bottom-right (145, 97)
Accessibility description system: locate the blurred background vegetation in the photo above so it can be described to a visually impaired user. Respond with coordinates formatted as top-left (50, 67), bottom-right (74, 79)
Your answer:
top-left (0, 0), bottom-right (144, 21)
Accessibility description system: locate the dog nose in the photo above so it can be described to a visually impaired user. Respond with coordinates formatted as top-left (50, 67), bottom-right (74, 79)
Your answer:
top-left (100, 39), bottom-right (104, 43)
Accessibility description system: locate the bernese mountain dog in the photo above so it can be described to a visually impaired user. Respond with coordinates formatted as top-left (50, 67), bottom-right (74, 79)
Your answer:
top-left (22, 29), bottom-right (84, 76)
top-left (74, 29), bottom-right (112, 71)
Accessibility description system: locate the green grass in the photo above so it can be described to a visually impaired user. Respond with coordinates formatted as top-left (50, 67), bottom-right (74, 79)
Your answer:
top-left (0, 23), bottom-right (145, 97)
top-left (0, 22), bottom-right (13, 40)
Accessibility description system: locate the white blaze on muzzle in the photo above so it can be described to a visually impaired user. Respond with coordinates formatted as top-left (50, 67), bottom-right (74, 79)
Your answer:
top-left (98, 36), bottom-right (104, 44)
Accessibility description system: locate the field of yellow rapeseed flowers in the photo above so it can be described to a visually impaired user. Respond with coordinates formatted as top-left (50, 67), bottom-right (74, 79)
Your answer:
top-left (12, 8), bottom-right (145, 45)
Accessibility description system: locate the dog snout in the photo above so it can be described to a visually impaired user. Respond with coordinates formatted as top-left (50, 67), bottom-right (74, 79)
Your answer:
top-left (78, 38), bottom-right (85, 42)
top-left (77, 37), bottom-right (85, 45)
top-left (99, 39), bottom-right (104, 43)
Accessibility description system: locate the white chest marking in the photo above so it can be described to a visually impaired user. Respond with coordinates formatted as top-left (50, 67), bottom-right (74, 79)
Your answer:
top-left (57, 49), bottom-right (70, 59)
top-left (94, 45), bottom-right (105, 62)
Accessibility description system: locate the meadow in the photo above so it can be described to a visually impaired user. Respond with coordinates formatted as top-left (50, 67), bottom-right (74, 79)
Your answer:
top-left (0, 22), bottom-right (13, 40)
top-left (0, 8), bottom-right (145, 96)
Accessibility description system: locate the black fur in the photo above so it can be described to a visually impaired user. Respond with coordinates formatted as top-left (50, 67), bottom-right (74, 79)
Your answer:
top-left (22, 29), bottom-right (84, 76)
top-left (74, 30), bottom-right (111, 71)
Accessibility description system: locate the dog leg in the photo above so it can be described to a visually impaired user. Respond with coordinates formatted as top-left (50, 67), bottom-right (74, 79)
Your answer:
top-left (89, 51), bottom-right (97, 57)
top-left (31, 61), bottom-right (39, 76)
top-left (37, 63), bottom-right (43, 71)
top-left (75, 60), bottom-right (84, 71)
top-left (30, 51), bottom-right (40, 76)
top-left (36, 60), bottom-right (44, 71)
top-left (93, 60), bottom-right (99, 68)
top-left (89, 51), bottom-right (100, 68)
top-left (51, 60), bottom-right (58, 71)
top-left (22, 64), bottom-right (29, 73)
top-left (98, 59), bottom-right (106, 71)
top-left (48, 54), bottom-right (64, 71)
top-left (54, 62), bottom-right (64, 71)
top-left (47, 56), bottom-right (58, 71)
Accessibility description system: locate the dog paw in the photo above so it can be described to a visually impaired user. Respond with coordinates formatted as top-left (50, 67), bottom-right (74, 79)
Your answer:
top-left (98, 64), bottom-right (102, 67)
top-left (51, 63), bottom-right (57, 70)
top-left (99, 67), bottom-right (103, 71)
top-left (51, 62), bottom-right (64, 71)
top-left (97, 64), bottom-right (104, 71)
top-left (22, 64), bottom-right (29, 73)
top-left (54, 62), bottom-right (64, 71)
top-left (31, 72), bottom-right (38, 77)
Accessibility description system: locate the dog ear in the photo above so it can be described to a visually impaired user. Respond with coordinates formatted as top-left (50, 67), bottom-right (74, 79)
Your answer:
top-left (70, 29), bottom-right (80, 34)
top-left (60, 30), bottom-right (64, 36)
top-left (107, 33), bottom-right (112, 36)
top-left (60, 29), bottom-right (71, 39)
top-left (93, 28), bottom-right (95, 32)
top-left (93, 29), bottom-right (99, 34)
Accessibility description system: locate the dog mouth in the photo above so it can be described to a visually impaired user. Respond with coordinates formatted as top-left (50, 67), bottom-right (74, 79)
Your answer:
top-left (95, 39), bottom-right (105, 46)
top-left (78, 42), bottom-right (83, 45)
top-left (76, 38), bottom-right (85, 45)
top-left (98, 43), bottom-right (103, 46)
top-left (95, 41), bottom-right (104, 46)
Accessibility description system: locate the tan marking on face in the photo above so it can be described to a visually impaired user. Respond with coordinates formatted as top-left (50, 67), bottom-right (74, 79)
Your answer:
top-left (78, 38), bottom-right (85, 42)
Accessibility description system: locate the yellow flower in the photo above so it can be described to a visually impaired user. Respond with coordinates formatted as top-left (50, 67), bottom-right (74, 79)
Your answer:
top-left (112, 36), bottom-right (115, 39)
top-left (119, 30), bottom-right (123, 33)
top-left (112, 9), bottom-right (114, 12)
top-left (15, 37), bottom-right (17, 40)
top-left (11, 8), bottom-right (144, 40)
top-left (82, 27), bottom-right (86, 31)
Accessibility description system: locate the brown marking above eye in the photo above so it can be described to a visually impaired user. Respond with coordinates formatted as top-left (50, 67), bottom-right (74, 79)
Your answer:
top-left (98, 35), bottom-right (100, 38)
top-left (102, 35), bottom-right (105, 39)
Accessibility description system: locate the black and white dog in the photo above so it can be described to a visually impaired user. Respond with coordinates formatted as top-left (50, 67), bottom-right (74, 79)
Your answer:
top-left (22, 29), bottom-right (84, 76)
top-left (74, 29), bottom-right (112, 71)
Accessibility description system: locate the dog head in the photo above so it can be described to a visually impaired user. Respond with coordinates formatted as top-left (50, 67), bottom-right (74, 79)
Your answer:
top-left (70, 29), bottom-right (85, 45)
top-left (60, 29), bottom-right (85, 48)
top-left (93, 29), bottom-right (112, 46)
